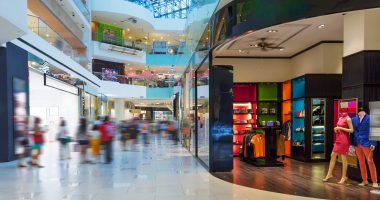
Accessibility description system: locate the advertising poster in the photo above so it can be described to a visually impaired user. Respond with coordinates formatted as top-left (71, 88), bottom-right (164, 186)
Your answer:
top-left (13, 77), bottom-right (28, 155)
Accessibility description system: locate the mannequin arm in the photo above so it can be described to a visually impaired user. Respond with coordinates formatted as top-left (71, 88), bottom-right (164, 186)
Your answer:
top-left (336, 118), bottom-right (354, 133)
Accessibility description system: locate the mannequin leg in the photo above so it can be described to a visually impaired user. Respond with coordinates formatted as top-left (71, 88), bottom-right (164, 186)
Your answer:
top-left (362, 146), bottom-right (378, 187)
top-left (324, 152), bottom-right (338, 181)
top-left (339, 155), bottom-right (348, 184)
top-left (355, 145), bottom-right (369, 185)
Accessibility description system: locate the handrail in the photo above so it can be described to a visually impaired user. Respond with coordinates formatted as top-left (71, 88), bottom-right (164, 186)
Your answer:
top-left (72, 0), bottom-right (91, 22)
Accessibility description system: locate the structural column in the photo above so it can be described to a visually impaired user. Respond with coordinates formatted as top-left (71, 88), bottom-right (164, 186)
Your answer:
top-left (343, 9), bottom-right (380, 181)
top-left (0, 43), bottom-right (29, 162)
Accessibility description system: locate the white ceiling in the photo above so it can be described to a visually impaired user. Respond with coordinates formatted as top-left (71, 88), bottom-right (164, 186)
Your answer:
top-left (214, 13), bottom-right (344, 57)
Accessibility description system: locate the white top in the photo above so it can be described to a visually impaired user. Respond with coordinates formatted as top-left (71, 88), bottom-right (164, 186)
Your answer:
top-left (57, 126), bottom-right (68, 139)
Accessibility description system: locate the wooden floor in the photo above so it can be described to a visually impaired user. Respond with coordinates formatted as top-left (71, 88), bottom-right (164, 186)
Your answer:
top-left (213, 158), bottom-right (380, 200)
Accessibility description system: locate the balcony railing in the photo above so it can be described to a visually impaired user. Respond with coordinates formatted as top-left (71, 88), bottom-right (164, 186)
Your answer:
top-left (92, 33), bottom-right (187, 55)
top-left (93, 72), bottom-right (178, 88)
top-left (28, 14), bottom-right (90, 70)
top-left (72, 0), bottom-right (91, 22)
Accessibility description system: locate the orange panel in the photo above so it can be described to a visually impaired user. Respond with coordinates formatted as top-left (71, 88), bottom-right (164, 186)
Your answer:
top-left (283, 80), bottom-right (292, 101)
top-left (285, 140), bottom-right (291, 156)
top-left (282, 100), bottom-right (292, 123)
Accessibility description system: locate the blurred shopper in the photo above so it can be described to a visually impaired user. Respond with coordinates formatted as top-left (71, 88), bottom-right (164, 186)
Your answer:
top-left (16, 117), bottom-right (30, 168)
top-left (100, 116), bottom-right (115, 164)
top-left (120, 120), bottom-right (130, 151)
top-left (129, 118), bottom-right (139, 150)
top-left (140, 120), bottom-right (150, 145)
top-left (29, 117), bottom-right (45, 168)
top-left (77, 118), bottom-right (90, 164)
top-left (90, 123), bottom-right (101, 163)
top-left (57, 118), bottom-right (71, 160)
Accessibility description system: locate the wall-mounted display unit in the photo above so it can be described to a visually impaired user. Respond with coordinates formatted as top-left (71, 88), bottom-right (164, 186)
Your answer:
top-left (288, 74), bottom-right (342, 161)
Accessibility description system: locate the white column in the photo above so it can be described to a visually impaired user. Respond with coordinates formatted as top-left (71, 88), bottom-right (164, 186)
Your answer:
top-left (344, 9), bottom-right (380, 56)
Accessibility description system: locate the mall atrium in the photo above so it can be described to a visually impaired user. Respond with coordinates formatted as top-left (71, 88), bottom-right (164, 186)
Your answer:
top-left (2, 0), bottom-right (380, 200)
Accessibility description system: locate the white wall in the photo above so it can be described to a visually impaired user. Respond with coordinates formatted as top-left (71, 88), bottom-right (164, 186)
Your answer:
top-left (99, 81), bottom-right (147, 99)
top-left (292, 43), bottom-right (343, 77)
top-left (213, 58), bottom-right (292, 82)
top-left (29, 70), bottom-right (79, 141)
top-left (215, 43), bottom-right (343, 83)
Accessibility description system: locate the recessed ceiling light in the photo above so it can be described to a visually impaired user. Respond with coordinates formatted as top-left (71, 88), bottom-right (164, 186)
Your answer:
top-left (317, 24), bottom-right (325, 29)
top-left (129, 36), bottom-right (132, 39)
top-left (238, 49), bottom-right (242, 53)
top-left (46, 34), bottom-right (50, 37)
top-left (267, 30), bottom-right (278, 33)
top-left (126, 28), bottom-right (130, 31)
top-left (279, 48), bottom-right (285, 51)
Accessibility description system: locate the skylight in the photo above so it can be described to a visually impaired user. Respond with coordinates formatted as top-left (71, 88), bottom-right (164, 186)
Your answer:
top-left (127, 0), bottom-right (199, 19)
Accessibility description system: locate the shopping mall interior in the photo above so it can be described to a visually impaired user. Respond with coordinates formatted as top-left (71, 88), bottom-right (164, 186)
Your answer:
top-left (2, 0), bottom-right (380, 200)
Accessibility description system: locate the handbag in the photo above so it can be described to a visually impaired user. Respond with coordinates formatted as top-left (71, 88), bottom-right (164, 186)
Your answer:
top-left (73, 143), bottom-right (81, 152)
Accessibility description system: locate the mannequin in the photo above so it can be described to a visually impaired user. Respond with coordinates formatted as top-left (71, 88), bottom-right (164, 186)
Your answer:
top-left (352, 105), bottom-right (378, 188)
top-left (323, 112), bottom-right (354, 184)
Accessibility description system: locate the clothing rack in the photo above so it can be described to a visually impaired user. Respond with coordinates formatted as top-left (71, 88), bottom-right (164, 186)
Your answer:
top-left (241, 127), bottom-right (284, 167)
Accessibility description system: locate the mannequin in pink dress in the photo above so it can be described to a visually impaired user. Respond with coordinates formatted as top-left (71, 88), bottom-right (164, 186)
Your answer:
top-left (323, 112), bottom-right (354, 184)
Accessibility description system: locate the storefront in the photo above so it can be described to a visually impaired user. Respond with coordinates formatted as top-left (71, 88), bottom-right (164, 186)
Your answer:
top-left (28, 54), bottom-right (81, 140)
top-left (178, 1), bottom-right (380, 199)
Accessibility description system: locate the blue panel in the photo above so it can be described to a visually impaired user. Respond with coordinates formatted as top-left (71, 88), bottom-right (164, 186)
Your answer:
top-left (292, 98), bottom-right (305, 143)
top-left (292, 77), bottom-right (305, 99)
top-left (146, 88), bottom-right (174, 99)
top-left (146, 54), bottom-right (192, 66)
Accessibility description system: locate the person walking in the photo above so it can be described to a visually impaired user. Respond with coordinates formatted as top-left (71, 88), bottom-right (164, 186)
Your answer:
top-left (77, 118), bottom-right (90, 164)
top-left (90, 123), bottom-right (101, 163)
top-left (29, 117), bottom-right (45, 168)
top-left (100, 116), bottom-right (115, 164)
top-left (57, 119), bottom-right (71, 160)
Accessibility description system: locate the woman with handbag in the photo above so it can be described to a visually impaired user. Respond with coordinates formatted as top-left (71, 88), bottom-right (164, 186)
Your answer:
top-left (29, 117), bottom-right (45, 168)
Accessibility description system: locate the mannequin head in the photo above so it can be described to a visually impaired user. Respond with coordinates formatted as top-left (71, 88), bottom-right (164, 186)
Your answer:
top-left (358, 102), bottom-right (367, 117)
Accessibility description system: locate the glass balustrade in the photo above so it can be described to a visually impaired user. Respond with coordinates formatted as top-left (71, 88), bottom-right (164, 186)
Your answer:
top-left (72, 0), bottom-right (91, 22)
top-left (27, 15), bottom-right (90, 70)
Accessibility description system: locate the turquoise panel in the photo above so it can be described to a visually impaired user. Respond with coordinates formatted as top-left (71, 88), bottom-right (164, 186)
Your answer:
top-left (147, 88), bottom-right (174, 99)
top-left (292, 77), bottom-right (305, 99)
top-left (146, 54), bottom-right (192, 66)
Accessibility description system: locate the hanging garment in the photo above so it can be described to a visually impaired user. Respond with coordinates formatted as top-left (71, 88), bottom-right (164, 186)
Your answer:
top-left (251, 134), bottom-right (265, 158)
top-left (282, 120), bottom-right (292, 140)
top-left (277, 133), bottom-right (285, 156)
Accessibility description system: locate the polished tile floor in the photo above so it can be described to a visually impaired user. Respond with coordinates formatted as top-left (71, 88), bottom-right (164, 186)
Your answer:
top-left (0, 137), bottom-right (323, 200)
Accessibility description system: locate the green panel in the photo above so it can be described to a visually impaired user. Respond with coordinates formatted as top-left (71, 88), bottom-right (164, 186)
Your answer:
top-left (97, 23), bottom-right (123, 46)
top-left (258, 83), bottom-right (279, 101)
top-left (257, 102), bottom-right (278, 124)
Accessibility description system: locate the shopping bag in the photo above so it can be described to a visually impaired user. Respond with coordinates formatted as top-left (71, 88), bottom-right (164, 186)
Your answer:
top-left (73, 143), bottom-right (80, 152)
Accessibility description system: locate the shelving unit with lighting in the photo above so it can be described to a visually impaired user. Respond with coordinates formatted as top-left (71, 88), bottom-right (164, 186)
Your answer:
top-left (288, 74), bottom-right (342, 162)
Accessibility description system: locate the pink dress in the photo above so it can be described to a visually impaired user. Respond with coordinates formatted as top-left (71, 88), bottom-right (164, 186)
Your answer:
top-left (333, 113), bottom-right (350, 155)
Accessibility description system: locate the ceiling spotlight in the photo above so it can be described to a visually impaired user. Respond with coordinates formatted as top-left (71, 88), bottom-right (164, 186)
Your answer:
top-left (126, 28), bottom-right (130, 32)
top-left (160, 36), bottom-right (164, 40)
top-left (279, 48), bottom-right (285, 51)
top-left (238, 49), bottom-right (242, 53)
top-left (267, 30), bottom-right (278, 33)
top-left (317, 24), bottom-right (325, 29)
top-left (128, 36), bottom-right (132, 39)
top-left (46, 34), bottom-right (50, 37)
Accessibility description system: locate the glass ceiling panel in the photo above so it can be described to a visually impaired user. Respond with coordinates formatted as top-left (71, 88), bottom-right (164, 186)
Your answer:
top-left (127, 0), bottom-right (200, 19)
